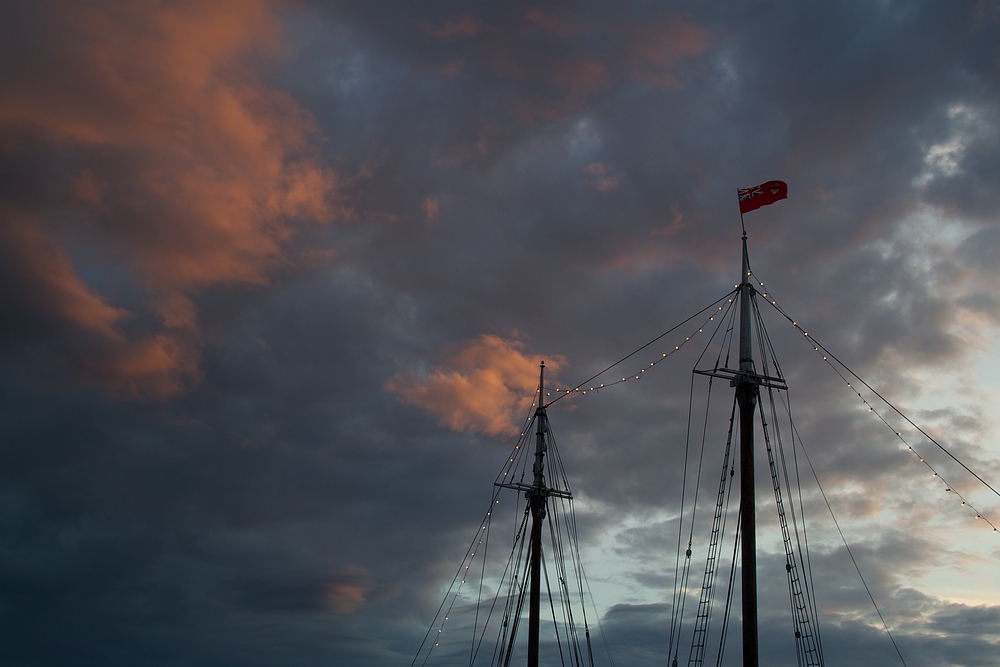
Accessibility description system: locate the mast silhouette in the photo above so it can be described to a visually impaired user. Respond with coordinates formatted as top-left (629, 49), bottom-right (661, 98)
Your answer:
top-left (527, 361), bottom-right (548, 667)
top-left (736, 232), bottom-right (759, 667)
top-left (493, 361), bottom-right (572, 667)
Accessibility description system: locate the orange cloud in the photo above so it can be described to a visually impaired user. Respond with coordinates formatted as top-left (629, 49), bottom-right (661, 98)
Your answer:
top-left (323, 565), bottom-right (371, 614)
top-left (583, 162), bottom-right (620, 192)
top-left (423, 198), bottom-right (440, 221)
top-left (0, 209), bottom-right (200, 400)
top-left (386, 335), bottom-right (565, 436)
top-left (0, 1), bottom-right (345, 399)
top-left (326, 582), bottom-right (368, 615)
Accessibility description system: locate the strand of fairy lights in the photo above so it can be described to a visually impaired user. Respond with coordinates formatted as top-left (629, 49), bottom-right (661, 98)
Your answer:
top-left (421, 414), bottom-right (538, 662)
top-left (418, 503), bottom-right (497, 664)
top-left (533, 299), bottom-right (736, 405)
top-left (754, 272), bottom-right (998, 534)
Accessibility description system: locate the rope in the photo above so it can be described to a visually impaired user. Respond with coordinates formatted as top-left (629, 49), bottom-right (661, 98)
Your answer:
top-left (796, 433), bottom-right (909, 667)
top-left (757, 278), bottom-right (999, 532)
top-left (546, 289), bottom-right (739, 406)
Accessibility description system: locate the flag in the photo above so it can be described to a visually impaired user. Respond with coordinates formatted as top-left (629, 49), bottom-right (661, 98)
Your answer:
top-left (738, 180), bottom-right (787, 214)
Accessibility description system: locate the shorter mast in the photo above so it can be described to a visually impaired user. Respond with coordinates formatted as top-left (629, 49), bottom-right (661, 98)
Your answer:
top-left (527, 362), bottom-right (548, 667)
top-left (494, 361), bottom-right (572, 667)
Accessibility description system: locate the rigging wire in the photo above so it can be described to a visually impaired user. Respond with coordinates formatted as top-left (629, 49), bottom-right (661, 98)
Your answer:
top-left (751, 291), bottom-right (824, 667)
top-left (417, 262), bottom-right (999, 667)
top-left (416, 385), bottom-right (614, 667)
top-left (668, 371), bottom-right (698, 665)
top-left (541, 549), bottom-right (568, 667)
top-left (743, 273), bottom-right (906, 665)
top-left (757, 278), bottom-right (1000, 531)
top-left (792, 425), bottom-right (910, 667)
top-left (546, 289), bottom-right (738, 407)
top-left (713, 518), bottom-right (740, 667)
top-left (787, 389), bottom-right (825, 664)
top-left (758, 275), bottom-right (1000, 500)
top-left (669, 295), bottom-right (741, 666)
top-left (685, 393), bottom-right (739, 667)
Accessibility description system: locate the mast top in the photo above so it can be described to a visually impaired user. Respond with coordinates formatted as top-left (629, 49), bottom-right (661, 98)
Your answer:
top-left (537, 361), bottom-right (546, 411)
top-left (739, 232), bottom-right (754, 374)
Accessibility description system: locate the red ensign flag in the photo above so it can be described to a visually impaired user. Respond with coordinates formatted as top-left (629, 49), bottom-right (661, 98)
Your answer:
top-left (738, 180), bottom-right (787, 214)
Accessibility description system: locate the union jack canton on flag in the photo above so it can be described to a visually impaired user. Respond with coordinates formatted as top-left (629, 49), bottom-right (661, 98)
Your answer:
top-left (738, 180), bottom-right (787, 214)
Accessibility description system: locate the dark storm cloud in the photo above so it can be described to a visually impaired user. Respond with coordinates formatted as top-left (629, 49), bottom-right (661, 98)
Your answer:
top-left (0, 0), bottom-right (347, 399)
top-left (2, 1), bottom-right (1000, 665)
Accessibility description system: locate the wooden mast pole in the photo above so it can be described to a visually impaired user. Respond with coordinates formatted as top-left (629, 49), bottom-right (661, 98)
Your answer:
top-left (527, 362), bottom-right (548, 667)
top-left (737, 232), bottom-right (759, 667)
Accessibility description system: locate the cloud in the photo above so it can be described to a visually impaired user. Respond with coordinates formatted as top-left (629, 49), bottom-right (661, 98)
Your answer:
top-left (0, 208), bottom-right (201, 399)
top-left (386, 334), bottom-right (564, 436)
top-left (324, 567), bottom-right (371, 614)
top-left (622, 16), bottom-right (715, 88)
top-left (422, 15), bottom-right (483, 40)
top-left (422, 198), bottom-right (439, 220)
top-left (583, 161), bottom-right (620, 192)
top-left (0, 1), bottom-right (345, 398)
top-left (4, 2), bottom-right (1000, 665)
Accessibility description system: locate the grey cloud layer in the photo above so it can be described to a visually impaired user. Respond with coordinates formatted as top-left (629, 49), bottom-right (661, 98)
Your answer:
top-left (1, 1), bottom-right (999, 665)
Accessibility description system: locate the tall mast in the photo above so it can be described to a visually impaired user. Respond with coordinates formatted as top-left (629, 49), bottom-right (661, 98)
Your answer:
top-left (527, 362), bottom-right (548, 667)
top-left (736, 233), bottom-right (759, 667)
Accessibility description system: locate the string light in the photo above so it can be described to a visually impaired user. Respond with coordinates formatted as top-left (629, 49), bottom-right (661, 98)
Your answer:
top-left (761, 278), bottom-right (1000, 534)
top-left (545, 293), bottom-right (737, 402)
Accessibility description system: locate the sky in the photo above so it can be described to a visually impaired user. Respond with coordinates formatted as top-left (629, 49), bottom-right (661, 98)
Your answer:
top-left (2, 1), bottom-right (1000, 665)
